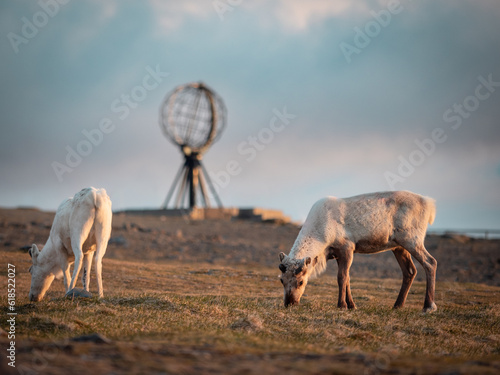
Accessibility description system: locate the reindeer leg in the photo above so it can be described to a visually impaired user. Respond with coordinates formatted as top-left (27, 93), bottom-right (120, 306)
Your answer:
top-left (393, 247), bottom-right (417, 309)
top-left (336, 257), bottom-right (348, 309)
top-left (345, 273), bottom-right (356, 310)
top-left (94, 205), bottom-right (111, 299)
top-left (82, 252), bottom-right (93, 292)
top-left (61, 260), bottom-right (71, 292)
top-left (398, 241), bottom-right (437, 313)
top-left (336, 244), bottom-right (355, 309)
top-left (67, 247), bottom-right (83, 293)
top-left (67, 212), bottom-right (94, 295)
top-left (95, 252), bottom-right (104, 298)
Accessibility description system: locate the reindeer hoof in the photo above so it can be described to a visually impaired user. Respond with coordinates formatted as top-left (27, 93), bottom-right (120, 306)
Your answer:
top-left (66, 288), bottom-right (92, 299)
top-left (422, 302), bottom-right (437, 313)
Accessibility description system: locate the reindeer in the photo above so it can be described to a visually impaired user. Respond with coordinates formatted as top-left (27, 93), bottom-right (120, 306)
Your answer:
top-left (28, 187), bottom-right (112, 301)
top-left (278, 191), bottom-right (437, 313)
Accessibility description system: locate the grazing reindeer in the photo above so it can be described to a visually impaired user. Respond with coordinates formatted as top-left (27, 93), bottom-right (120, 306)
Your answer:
top-left (278, 191), bottom-right (437, 313)
top-left (28, 187), bottom-right (112, 301)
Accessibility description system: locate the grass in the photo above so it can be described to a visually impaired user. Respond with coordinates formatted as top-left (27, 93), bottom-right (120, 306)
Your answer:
top-left (1, 250), bottom-right (500, 374)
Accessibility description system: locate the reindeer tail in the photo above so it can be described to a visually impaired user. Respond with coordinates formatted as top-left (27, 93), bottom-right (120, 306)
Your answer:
top-left (425, 197), bottom-right (436, 226)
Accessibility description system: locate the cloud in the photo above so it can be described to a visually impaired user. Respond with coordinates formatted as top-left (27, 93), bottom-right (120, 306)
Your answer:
top-left (61, 1), bottom-right (119, 60)
top-left (147, 0), bottom-right (371, 34)
top-left (99, 1), bottom-right (118, 20)
top-left (270, 0), bottom-right (364, 31)
top-left (148, 0), bottom-right (214, 32)
top-left (145, 0), bottom-right (500, 36)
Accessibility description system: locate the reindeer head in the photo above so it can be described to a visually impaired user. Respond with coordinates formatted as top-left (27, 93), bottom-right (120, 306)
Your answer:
top-left (278, 252), bottom-right (318, 307)
top-left (28, 244), bottom-right (55, 302)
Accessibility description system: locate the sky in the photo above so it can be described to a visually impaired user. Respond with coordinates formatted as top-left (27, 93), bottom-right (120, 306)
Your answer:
top-left (1, 0), bottom-right (499, 230)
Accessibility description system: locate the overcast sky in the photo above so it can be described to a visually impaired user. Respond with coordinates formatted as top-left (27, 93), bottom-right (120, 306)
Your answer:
top-left (1, 0), bottom-right (499, 230)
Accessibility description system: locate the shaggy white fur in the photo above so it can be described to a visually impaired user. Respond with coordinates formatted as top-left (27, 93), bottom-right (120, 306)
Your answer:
top-left (288, 190), bottom-right (435, 279)
top-left (28, 187), bottom-right (112, 301)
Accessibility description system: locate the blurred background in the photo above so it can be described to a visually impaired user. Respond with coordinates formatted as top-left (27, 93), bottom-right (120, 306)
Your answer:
top-left (1, 0), bottom-right (499, 229)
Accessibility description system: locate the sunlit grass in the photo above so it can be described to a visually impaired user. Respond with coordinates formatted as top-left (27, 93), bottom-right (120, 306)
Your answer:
top-left (2, 250), bottom-right (499, 362)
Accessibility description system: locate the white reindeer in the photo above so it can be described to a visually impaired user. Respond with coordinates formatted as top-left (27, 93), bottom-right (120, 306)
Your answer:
top-left (278, 191), bottom-right (438, 313)
top-left (28, 187), bottom-right (112, 301)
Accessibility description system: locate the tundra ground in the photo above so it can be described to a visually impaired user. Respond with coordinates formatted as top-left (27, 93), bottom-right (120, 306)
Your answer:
top-left (1, 208), bottom-right (499, 374)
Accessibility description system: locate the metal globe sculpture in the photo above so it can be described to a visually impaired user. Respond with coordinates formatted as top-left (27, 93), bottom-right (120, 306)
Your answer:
top-left (159, 82), bottom-right (227, 209)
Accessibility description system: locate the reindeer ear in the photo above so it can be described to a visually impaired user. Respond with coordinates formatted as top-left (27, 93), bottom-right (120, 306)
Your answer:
top-left (30, 244), bottom-right (39, 261)
top-left (279, 252), bottom-right (286, 262)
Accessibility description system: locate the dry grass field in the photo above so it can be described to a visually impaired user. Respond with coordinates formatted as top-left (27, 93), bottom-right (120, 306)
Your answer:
top-left (1, 208), bottom-right (499, 374)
